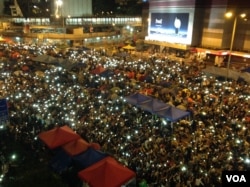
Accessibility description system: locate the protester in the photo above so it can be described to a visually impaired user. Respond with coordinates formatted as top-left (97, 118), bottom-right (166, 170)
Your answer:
top-left (0, 43), bottom-right (249, 186)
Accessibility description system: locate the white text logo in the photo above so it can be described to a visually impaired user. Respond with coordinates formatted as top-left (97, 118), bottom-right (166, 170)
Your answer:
top-left (226, 175), bottom-right (247, 183)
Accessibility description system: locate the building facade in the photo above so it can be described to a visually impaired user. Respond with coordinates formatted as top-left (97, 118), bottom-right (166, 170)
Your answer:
top-left (144, 0), bottom-right (250, 64)
top-left (201, 0), bottom-right (250, 51)
top-left (52, 0), bottom-right (92, 18)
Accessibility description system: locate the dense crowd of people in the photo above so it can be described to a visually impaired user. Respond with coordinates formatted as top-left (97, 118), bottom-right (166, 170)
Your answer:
top-left (0, 43), bottom-right (249, 186)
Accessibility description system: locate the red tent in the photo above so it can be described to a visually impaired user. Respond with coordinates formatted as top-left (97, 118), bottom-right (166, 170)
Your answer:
top-left (62, 138), bottom-right (90, 156)
top-left (38, 125), bottom-right (80, 149)
top-left (78, 156), bottom-right (136, 187)
top-left (89, 142), bottom-right (101, 150)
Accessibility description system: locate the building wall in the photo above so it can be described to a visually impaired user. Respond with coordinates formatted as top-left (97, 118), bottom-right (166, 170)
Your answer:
top-left (149, 0), bottom-right (196, 9)
top-left (236, 19), bottom-right (250, 52)
top-left (244, 30), bottom-right (250, 52)
top-left (53, 0), bottom-right (92, 18)
top-left (0, 0), bottom-right (3, 16)
top-left (191, 4), bottom-right (205, 47)
top-left (201, 0), bottom-right (250, 51)
top-left (141, 3), bottom-right (149, 37)
top-left (201, 7), bottom-right (226, 48)
top-left (147, 0), bottom-right (250, 52)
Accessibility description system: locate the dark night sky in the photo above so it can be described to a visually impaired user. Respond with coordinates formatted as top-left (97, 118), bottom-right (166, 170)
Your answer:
top-left (3, 0), bottom-right (145, 17)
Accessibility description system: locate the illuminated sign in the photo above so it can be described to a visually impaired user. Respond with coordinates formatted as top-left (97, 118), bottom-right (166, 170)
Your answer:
top-left (148, 12), bottom-right (191, 44)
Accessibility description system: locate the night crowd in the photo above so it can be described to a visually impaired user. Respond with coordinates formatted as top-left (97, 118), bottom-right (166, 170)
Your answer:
top-left (0, 43), bottom-right (249, 187)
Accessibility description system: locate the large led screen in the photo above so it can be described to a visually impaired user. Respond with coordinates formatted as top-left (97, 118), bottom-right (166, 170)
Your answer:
top-left (148, 12), bottom-right (192, 44)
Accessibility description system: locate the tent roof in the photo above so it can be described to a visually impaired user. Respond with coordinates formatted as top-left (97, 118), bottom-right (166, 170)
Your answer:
top-left (138, 98), bottom-right (171, 113)
top-left (125, 93), bottom-right (190, 122)
top-left (122, 45), bottom-right (135, 50)
top-left (62, 138), bottom-right (90, 156)
top-left (161, 106), bottom-right (190, 122)
top-left (38, 125), bottom-right (80, 149)
top-left (78, 156), bottom-right (136, 187)
top-left (49, 149), bottom-right (72, 173)
top-left (125, 92), bottom-right (152, 106)
top-left (73, 148), bottom-right (108, 171)
top-left (89, 142), bottom-right (101, 150)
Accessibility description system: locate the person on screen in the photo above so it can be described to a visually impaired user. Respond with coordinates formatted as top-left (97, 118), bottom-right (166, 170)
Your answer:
top-left (174, 17), bottom-right (181, 34)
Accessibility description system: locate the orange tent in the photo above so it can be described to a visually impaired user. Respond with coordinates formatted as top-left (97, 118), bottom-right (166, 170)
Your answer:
top-left (38, 125), bottom-right (80, 149)
top-left (62, 138), bottom-right (90, 156)
top-left (78, 156), bottom-right (136, 187)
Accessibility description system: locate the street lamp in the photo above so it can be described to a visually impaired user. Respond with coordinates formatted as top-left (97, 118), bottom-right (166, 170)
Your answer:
top-left (225, 12), bottom-right (246, 79)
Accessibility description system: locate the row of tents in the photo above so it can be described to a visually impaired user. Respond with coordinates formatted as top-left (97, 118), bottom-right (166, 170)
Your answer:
top-left (38, 125), bottom-right (136, 187)
top-left (125, 93), bottom-right (190, 122)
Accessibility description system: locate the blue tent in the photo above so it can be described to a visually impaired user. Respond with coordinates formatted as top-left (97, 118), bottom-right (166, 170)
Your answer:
top-left (99, 69), bottom-right (115, 78)
top-left (125, 93), bottom-right (190, 122)
top-left (138, 98), bottom-right (170, 114)
top-left (72, 148), bottom-right (108, 171)
top-left (159, 106), bottom-right (190, 122)
top-left (125, 92), bottom-right (152, 106)
top-left (49, 149), bottom-right (72, 173)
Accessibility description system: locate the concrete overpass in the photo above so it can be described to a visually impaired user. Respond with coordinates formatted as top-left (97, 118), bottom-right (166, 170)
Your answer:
top-left (0, 31), bottom-right (119, 40)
